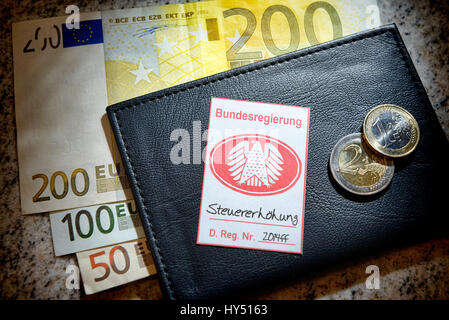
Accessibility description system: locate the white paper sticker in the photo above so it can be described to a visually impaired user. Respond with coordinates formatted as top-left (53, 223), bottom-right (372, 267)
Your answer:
top-left (197, 97), bottom-right (310, 254)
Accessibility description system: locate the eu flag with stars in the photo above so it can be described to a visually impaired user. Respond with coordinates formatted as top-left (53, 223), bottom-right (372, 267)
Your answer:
top-left (62, 19), bottom-right (103, 48)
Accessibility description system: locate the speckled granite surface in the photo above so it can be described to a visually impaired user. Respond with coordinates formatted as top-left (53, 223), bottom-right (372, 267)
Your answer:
top-left (1, 0), bottom-right (448, 300)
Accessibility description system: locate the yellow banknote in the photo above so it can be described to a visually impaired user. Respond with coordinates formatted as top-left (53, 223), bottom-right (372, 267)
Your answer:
top-left (102, 1), bottom-right (228, 105)
top-left (102, 0), bottom-right (380, 104)
top-left (217, 0), bottom-right (380, 67)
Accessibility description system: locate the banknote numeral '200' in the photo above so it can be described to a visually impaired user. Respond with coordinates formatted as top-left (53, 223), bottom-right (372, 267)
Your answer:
top-left (223, 8), bottom-right (261, 61)
top-left (23, 25), bottom-right (61, 53)
top-left (32, 168), bottom-right (89, 202)
top-left (224, 2), bottom-right (342, 60)
top-left (89, 246), bottom-right (130, 282)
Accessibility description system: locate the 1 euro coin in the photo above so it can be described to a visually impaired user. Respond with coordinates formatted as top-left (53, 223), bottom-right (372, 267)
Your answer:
top-left (363, 104), bottom-right (420, 158)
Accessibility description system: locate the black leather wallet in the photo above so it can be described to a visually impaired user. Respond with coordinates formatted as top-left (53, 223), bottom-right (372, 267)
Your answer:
top-left (107, 24), bottom-right (449, 299)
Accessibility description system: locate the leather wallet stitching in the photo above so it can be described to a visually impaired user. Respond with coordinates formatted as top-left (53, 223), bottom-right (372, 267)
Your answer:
top-left (110, 28), bottom-right (391, 111)
top-left (113, 110), bottom-right (176, 299)
top-left (111, 26), bottom-right (422, 299)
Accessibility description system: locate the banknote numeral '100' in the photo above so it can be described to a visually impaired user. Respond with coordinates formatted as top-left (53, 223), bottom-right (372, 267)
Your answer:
top-left (32, 168), bottom-right (89, 202)
top-left (89, 246), bottom-right (130, 282)
top-left (61, 206), bottom-right (116, 241)
top-left (224, 2), bottom-right (342, 61)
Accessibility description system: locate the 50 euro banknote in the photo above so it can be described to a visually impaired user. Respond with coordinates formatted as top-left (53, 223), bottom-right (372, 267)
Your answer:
top-left (77, 238), bottom-right (156, 295)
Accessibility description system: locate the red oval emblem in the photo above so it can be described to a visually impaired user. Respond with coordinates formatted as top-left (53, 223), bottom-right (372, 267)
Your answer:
top-left (209, 134), bottom-right (302, 196)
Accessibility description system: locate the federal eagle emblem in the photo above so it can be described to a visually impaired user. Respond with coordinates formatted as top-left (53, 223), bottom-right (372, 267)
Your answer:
top-left (227, 141), bottom-right (284, 187)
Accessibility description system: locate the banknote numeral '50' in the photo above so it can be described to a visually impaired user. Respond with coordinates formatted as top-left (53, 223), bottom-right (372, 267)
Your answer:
top-left (89, 246), bottom-right (130, 282)
top-left (32, 168), bottom-right (89, 202)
